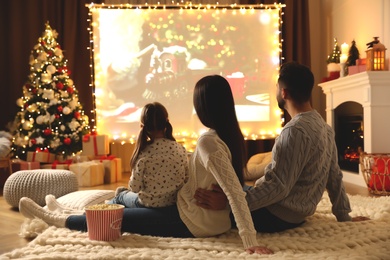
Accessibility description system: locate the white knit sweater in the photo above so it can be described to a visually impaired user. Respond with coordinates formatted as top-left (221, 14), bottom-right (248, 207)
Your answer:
top-left (177, 130), bottom-right (259, 249)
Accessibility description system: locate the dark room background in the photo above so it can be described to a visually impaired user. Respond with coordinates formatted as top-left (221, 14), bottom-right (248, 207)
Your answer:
top-left (0, 0), bottom-right (309, 132)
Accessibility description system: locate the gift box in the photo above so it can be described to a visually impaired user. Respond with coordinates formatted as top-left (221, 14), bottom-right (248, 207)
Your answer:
top-left (348, 58), bottom-right (367, 75)
top-left (110, 142), bottom-right (135, 173)
top-left (41, 160), bottom-right (73, 170)
top-left (82, 134), bottom-right (109, 157)
top-left (69, 161), bottom-right (105, 187)
top-left (27, 150), bottom-right (55, 163)
top-left (11, 159), bottom-right (40, 173)
top-left (94, 156), bottom-right (122, 184)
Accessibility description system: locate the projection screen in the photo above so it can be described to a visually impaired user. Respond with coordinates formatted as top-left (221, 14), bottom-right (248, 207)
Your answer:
top-left (89, 5), bottom-right (283, 142)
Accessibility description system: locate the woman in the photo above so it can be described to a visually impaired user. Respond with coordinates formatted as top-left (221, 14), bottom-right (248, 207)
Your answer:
top-left (19, 75), bottom-right (272, 255)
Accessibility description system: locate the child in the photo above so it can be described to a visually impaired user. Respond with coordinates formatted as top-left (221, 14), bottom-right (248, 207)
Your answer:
top-left (107, 102), bottom-right (188, 208)
top-left (19, 77), bottom-right (272, 255)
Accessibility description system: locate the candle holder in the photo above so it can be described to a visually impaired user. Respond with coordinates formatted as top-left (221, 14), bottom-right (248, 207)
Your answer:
top-left (365, 37), bottom-right (387, 71)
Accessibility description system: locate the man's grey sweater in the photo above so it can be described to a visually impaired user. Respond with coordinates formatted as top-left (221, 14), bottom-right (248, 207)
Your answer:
top-left (246, 110), bottom-right (352, 223)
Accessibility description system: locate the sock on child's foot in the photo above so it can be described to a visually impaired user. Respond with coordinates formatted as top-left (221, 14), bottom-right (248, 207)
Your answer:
top-left (45, 195), bottom-right (84, 215)
top-left (19, 197), bottom-right (68, 228)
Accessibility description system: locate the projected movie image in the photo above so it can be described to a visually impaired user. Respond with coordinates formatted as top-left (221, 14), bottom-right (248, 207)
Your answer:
top-left (91, 7), bottom-right (281, 139)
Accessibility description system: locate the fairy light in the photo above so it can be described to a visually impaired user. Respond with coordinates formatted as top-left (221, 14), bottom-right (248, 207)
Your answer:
top-left (86, 3), bottom-right (285, 148)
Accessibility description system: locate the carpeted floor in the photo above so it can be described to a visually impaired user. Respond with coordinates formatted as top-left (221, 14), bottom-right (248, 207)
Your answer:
top-left (1, 194), bottom-right (390, 260)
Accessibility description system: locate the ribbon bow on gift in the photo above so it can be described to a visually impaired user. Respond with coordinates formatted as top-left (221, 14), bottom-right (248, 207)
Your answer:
top-left (82, 132), bottom-right (97, 142)
top-left (51, 159), bottom-right (73, 169)
top-left (98, 155), bottom-right (116, 162)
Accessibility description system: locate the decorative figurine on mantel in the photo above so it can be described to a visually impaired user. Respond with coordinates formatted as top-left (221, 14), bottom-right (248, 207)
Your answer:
top-left (322, 38), bottom-right (341, 82)
top-left (365, 37), bottom-right (387, 71)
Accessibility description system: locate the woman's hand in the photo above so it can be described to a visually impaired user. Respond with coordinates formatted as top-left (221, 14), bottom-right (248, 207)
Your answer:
top-left (246, 246), bottom-right (273, 254)
top-left (352, 216), bottom-right (370, 221)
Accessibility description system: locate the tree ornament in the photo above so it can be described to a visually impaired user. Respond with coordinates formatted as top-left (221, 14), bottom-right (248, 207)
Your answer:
top-left (63, 137), bottom-right (72, 145)
top-left (46, 64), bottom-right (56, 74)
top-left (67, 87), bottom-right (74, 94)
top-left (30, 138), bottom-right (37, 145)
top-left (57, 106), bottom-right (63, 112)
top-left (74, 111), bottom-right (81, 119)
top-left (43, 128), bottom-right (52, 136)
top-left (62, 106), bottom-right (71, 115)
top-left (56, 82), bottom-right (64, 90)
top-left (16, 98), bottom-right (24, 107)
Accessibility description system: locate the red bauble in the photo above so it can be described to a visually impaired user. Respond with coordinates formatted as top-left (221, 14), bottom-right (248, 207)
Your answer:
top-left (31, 88), bottom-right (37, 94)
top-left (67, 87), bottom-right (74, 94)
top-left (43, 129), bottom-right (52, 136)
top-left (74, 111), bottom-right (80, 119)
top-left (55, 114), bottom-right (60, 119)
top-left (57, 82), bottom-right (64, 90)
top-left (63, 137), bottom-right (72, 145)
top-left (57, 106), bottom-right (63, 112)
top-left (30, 139), bottom-right (36, 145)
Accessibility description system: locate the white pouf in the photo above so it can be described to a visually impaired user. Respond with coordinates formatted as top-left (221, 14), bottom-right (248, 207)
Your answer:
top-left (3, 169), bottom-right (79, 207)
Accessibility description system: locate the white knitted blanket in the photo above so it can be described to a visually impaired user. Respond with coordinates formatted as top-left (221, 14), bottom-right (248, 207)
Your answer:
top-left (1, 194), bottom-right (390, 260)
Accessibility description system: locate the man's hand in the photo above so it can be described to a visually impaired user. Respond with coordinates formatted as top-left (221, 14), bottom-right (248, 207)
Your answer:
top-left (246, 246), bottom-right (273, 255)
top-left (352, 216), bottom-right (370, 221)
top-left (194, 184), bottom-right (228, 210)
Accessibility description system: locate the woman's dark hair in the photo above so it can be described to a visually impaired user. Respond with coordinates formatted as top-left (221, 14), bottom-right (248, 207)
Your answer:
top-left (278, 61), bottom-right (314, 103)
top-left (130, 102), bottom-right (175, 169)
top-left (193, 75), bottom-right (247, 185)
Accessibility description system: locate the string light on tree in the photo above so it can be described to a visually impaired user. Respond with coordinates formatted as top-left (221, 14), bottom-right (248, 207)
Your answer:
top-left (11, 22), bottom-right (90, 159)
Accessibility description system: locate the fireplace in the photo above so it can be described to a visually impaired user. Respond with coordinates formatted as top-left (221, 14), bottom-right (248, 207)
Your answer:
top-left (334, 102), bottom-right (363, 173)
top-left (319, 71), bottom-right (390, 187)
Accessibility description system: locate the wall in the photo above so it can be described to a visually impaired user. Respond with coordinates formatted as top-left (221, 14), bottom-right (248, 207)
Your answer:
top-left (308, 0), bottom-right (390, 120)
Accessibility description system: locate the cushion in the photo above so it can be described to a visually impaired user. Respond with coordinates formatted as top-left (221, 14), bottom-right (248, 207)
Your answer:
top-left (245, 152), bottom-right (272, 181)
top-left (54, 190), bottom-right (115, 210)
top-left (3, 169), bottom-right (78, 207)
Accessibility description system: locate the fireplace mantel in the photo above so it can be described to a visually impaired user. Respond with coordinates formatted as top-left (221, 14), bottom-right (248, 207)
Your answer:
top-left (319, 71), bottom-right (390, 186)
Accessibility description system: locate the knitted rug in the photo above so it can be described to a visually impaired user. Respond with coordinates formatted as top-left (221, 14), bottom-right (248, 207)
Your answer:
top-left (1, 194), bottom-right (390, 260)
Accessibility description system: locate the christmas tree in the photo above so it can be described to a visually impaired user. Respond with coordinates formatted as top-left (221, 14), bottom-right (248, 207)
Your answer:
top-left (326, 38), bottom-right (341, 64)
top-left (11, 22), bottom-right (90, 160)
top-left (346, 39), bottom-right (360, 66)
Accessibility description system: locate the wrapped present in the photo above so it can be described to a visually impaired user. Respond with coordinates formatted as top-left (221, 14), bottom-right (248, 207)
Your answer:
top-left (69, 161), bottom-right (104, 187)
top-left (66, 154), bottom-right (91, 163)
top-left (41, 160), bottom-right (73, 170)
top-left (27, 149), bottom-right (55, 163)
top-left (82, 134), bottom-right (109, 156)
top-left (110, 141), bottom-right (135, 173)
top-left (94, 156), bottom-right (122, 184)
top-left (11, 159), bottom-right (40, 173)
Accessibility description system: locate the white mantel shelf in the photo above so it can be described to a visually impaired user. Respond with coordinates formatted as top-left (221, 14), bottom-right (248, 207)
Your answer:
top-left (319, 71), bottom-right (390, 187)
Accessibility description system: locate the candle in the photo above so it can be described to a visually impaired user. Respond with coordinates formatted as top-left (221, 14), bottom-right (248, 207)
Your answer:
top-left (341, 43), bottom-right (349, 55)
top-left (340, 54), bottom-right (348, 64)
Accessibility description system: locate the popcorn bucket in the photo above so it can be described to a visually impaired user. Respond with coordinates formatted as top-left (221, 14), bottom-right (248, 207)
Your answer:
top-left (85, 204), bottom-right (124, 241)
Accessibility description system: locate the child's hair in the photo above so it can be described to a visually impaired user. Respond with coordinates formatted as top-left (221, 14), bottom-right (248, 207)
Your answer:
top-left (130, 102), bottom-right (175, 169)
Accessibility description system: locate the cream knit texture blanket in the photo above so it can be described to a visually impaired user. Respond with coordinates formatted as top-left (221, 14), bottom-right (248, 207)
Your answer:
top-left (1, 193), bottom-right (390, 260)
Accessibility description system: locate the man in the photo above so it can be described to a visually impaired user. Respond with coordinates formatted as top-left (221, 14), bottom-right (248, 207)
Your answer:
top-left (195, 61), bottom-right (368, 232)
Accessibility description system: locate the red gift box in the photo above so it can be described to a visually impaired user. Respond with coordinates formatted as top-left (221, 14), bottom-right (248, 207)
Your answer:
top-left (11, 159), bottom-right (40, 173)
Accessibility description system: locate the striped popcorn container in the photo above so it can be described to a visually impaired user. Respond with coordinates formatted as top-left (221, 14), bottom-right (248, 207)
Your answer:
top-left (85, 204), bottom-right (124, 241)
